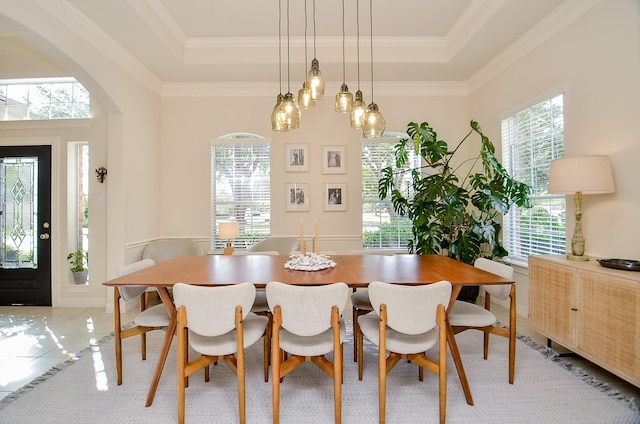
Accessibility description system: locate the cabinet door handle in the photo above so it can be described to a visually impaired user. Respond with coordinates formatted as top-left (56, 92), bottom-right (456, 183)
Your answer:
top-left (571, 307), bottom-right (578, 311)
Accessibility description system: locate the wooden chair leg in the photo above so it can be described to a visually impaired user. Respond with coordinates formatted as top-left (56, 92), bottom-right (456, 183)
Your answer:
top-left (114, 288), bottom-right (124, 385)
top-left (379, 306), bottom-right (387, 424)
top-left (352, 306), bottom-right (358, 362)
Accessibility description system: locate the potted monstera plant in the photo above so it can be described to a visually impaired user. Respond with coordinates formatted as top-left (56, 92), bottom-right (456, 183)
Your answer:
top-left (67, 249), bottom-right (88, 283)
top-left (378, 120), bottom-right (531, 301)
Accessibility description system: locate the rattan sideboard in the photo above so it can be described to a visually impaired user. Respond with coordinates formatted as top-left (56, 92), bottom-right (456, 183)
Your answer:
top-left (529, 254), bottom-right (639, 387)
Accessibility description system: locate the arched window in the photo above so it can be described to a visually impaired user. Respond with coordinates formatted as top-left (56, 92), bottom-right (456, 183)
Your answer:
top-left (210, 133), bottom-right (270, 252)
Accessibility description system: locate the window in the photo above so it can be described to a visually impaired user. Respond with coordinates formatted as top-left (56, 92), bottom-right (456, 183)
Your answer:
top-left (0, 78), bottom-right (90, 121)
top-left (501, 93), bottom-right (565, 263)
top-left (211, 134), bottom-right (270, 252)
top-left (361, 133), bottom-right (417, 250)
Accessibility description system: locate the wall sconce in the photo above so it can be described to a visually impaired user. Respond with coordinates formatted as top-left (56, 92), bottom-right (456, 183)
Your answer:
top-left (95, 167), bottom-right (107, 183)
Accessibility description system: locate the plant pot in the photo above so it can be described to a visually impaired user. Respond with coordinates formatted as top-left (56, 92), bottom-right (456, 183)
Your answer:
top-left (72, 270), bottom-right (88, 284)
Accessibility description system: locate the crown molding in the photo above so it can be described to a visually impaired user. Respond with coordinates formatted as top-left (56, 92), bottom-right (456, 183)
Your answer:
top-left (36, 0), bottom-right (163, 95)
top-left (161, 80), bottom-right (468, 98)
top-left (467, 0), bottom-right (604, 93)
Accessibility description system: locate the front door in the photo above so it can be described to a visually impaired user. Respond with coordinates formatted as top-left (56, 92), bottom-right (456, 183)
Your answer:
top-left (0, 145), bottom-right (52, 306)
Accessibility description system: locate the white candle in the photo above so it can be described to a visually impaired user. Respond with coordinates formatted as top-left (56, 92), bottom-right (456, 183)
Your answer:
top-left (314, 220), bottom-right (319, 254)
top-left (300, 219), bottom-right (304, 254)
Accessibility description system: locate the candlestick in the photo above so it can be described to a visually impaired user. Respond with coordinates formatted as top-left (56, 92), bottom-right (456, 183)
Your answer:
top-left (314, 220), bottom-right (319, 254)
top-left (299, 219), bottom-right (304, 255)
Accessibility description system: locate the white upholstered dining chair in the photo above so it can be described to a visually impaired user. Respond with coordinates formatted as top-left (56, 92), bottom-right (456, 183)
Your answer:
top-left (248, 237), bottom-right (300, 255)
top-left (266, 281), bottom-right (350, 424)
top-left (173, 282), bottom-right (268, 424)
top-left (113, 259), bottom-right (170, 385)
top-left (232, 250), bottom-right (279, 381)
top-left (358, 280), bottom-right (452, 424)
top-left (348, 250), bottom-right (396, 373)
top-left (447, 257), bottom-right (516, 383)
top-left (142, 238), bottom-right (203, 263)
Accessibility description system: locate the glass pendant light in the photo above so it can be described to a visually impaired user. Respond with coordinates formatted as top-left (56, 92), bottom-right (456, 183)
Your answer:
top-left (271, 0), bottom-right (289, 131)
top-left (350, 0), bottom-right (366, 128)
top-left (361, 0), bottom-right (385, 138)
top-left (297, 0), bottom-right (315, 109)
top-left (282, 0), bottom-right (301, 129)
top-left (306, 0), bottom-right (324, 100)
top-left (335, 0), bottom-right (353, 113)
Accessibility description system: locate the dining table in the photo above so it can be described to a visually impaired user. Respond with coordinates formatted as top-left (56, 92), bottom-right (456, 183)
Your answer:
top-left (103, 253), bottom-right (515, 408)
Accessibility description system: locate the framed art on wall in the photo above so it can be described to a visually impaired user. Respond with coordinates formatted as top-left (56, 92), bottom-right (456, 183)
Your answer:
top-left (286, 183), bottom-right (310, 211)
top-left (285, 144), bottom-right (309, 172)
top-left (322, 145), bottom-right (346, 174)
top-left (324, 183), bottom-right (347, 211)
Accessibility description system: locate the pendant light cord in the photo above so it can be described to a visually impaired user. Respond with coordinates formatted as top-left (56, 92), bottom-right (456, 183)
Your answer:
top-left (286, 0), bottom-right (291, 93)
top-left (341, 0), bottom-right (346, 83)
top-left (278, 0), bottom-right (282, 94)
top-left (369, 0), bottom-right (374, 102)
top-left (356, 0), bottom-right (360, 91)
top-left (312, 0), bottom-right (317, 58)
top-left (304, 0), bottom-right (308, 75)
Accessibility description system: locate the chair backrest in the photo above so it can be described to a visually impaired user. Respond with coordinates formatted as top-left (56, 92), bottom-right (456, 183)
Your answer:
top-left (348, 250), bottom-right (396, 255)
top-left (173, 282), bottom-right (256, 337)
top-left (233, 250), bottom-right (279, 256)
top-left (367, 280), bottom-right (452, 335)
top-left (248, 238), bottom-right (300, 255)
top-left (142, 239), bottom-right (204, 263)
top-left (473, 258), bottom-right (514, 300)
top-left (266, 281), bottom-right (349, 337)
top-left (115, 259), bottom-right (156, 301)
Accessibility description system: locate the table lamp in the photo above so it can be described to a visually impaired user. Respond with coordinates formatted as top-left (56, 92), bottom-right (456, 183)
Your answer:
top-left (219, 222), bottom-right (240, 255)
top-left (548, 155), bottom-right (615, 260)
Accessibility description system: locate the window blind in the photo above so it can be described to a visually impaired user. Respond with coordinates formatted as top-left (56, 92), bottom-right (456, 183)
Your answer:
top-left (361, 136), bottom-right (417, 250)
top-left (211, 136), bottom-right (270, 252)
top-left (501, 94), bottom-right (565, 262)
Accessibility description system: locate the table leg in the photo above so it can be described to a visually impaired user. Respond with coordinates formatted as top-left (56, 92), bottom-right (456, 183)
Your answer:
top-left (145, 287), bottom-right (176, 407)
top-left (446, 285), bottom-right (474, 406)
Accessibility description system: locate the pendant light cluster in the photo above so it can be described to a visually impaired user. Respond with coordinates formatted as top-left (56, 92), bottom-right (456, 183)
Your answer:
top-left (272, 0), bottom-right (384, 138)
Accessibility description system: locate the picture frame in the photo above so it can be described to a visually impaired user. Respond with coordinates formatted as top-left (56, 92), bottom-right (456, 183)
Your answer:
top-left (285, 144), bottom-right (309, 172)
top-left (322, 145), bottom-right (346, 174)
top-left (285, 183), bottom-right (310, 211)
top-left (324, 183), bottom-right (347, 211)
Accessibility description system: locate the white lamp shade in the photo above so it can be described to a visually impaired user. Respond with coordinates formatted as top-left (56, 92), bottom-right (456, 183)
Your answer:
top-left (219, 222), bottom-right (239, 239)
top-left (548, 156), bottom-right (615, 195)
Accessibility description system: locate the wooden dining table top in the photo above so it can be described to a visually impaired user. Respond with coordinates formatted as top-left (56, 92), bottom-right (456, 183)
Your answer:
top-left (103, 253), bottom-right (514, 289)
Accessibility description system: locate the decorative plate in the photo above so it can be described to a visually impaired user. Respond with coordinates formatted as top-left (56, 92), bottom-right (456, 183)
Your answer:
top-left (597, 258), bottom-right (640, 271)
top-left (284, 253), bottom-right (336, 271)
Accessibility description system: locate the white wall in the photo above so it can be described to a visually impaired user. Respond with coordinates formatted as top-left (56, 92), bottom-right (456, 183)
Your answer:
top-left (468, 0), bottom-right (640, 315)
top-left (0, 3), bottom-right (163, 308)
top-left (160, 93), bottom-right (468, 253)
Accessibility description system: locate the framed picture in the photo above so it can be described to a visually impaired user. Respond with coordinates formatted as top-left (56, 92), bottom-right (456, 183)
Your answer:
top-left (286, 183), bottom-right (310, 211)
top-left (285, 144), bottom-right (309, 172)
top-left (322, 145), bottom-right (346, 174)
top-left (324, 183), bottom-right (347, 211)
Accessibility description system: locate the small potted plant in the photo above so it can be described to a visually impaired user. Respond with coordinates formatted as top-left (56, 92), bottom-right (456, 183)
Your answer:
top-left (67, 249), bottom-right (88, 283)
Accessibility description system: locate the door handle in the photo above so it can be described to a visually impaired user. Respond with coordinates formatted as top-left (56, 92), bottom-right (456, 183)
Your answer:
top-left (39, 233), bottom-right (50, 240)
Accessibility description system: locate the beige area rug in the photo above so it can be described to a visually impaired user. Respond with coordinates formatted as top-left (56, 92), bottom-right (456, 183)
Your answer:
top-left (0, 326), bottom-right (638, 423)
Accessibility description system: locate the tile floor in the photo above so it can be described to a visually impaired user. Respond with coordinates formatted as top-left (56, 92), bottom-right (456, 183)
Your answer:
top-left (0, 301), bottom-right (638, 404)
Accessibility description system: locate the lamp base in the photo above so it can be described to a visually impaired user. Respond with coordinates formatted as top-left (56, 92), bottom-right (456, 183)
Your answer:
top-left (223, 242), bottom-right (234, 256)
top-left (567, 254), bottom-right (589, 261)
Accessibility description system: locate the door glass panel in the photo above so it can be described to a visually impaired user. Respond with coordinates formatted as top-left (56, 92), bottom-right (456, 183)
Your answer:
top-left (0, 156), bottom-right (38, 269)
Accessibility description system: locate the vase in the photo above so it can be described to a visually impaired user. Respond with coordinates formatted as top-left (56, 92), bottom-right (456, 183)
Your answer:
top-left (72, 270), bottom-right (88, 284)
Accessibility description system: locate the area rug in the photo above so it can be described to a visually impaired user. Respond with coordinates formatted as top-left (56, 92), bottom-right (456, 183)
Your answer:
top-left (0, 327), bottom-right (638, 423)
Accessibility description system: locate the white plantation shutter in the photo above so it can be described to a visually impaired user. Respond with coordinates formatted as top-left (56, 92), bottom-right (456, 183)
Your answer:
top-left (361, 135), bottom-right (417, 250)
top-left (501, 94), bottom-right (565, 263)
top-left (211, 134), bottom-right (270, 252)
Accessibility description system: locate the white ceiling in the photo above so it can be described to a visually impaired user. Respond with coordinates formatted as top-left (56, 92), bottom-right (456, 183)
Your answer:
top-left (5, 0), bottom-right (571, 88)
